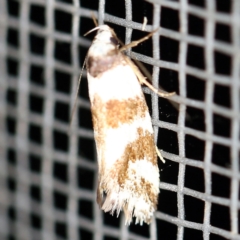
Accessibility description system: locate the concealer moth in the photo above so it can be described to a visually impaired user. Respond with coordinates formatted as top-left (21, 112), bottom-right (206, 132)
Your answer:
top-left (84, 25), bottom-right (174, 225)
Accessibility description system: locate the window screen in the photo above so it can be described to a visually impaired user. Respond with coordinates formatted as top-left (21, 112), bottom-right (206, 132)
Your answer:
top-left (0, 0), bottom-right (238, 240)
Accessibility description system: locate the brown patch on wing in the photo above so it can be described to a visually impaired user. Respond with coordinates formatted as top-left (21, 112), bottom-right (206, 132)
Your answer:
top-left (91, 97), bottom-right (105, 147)
top-left (115, 127), bottom-right (158, 208)
top-left (123, 176), bottom-right (158, 209)
top-left (91, 93), bottom-right (158, 211)
top-left (117, 128), bottom-right (157, 186)
top-left (139, 177), bottom-right (158, 208)
top-left (106, 97), bottom-right (148, 128)
top-left (91, 95), bottom-right (107, 180)
top-left (126, 128), bottom-right (157, 165)
top-left (91, 94), bottom-right (148, 129)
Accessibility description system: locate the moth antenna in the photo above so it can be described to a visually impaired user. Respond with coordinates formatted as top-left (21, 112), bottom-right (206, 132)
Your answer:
top-left (91, 13), bottom-right (98, 27)
top-left (84, 26), bottom-right (101, 36)
top-left (69, 57), bottom-right (87, 128)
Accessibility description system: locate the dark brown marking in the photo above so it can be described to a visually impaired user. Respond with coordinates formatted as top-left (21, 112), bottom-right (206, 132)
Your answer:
top-left (117, 128), bottom-right (157, 186)
top-left (110, 37), bottom-right (119, 46)
top-left (91, 94), bottom-right (148, 129)
top-left (105, 97), bottom-right (148, 128)
top-left (87, 50), bottom-right (124, 78)
top-left (139, 177), bottom-right (158, 208)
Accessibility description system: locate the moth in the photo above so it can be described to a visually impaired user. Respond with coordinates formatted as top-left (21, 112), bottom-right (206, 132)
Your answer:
top-left (84, 25), bottom-right (174, 225)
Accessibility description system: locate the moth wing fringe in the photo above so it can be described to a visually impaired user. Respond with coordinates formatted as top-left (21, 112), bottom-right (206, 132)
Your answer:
top-left (99, 181), bottom-right (155, 225)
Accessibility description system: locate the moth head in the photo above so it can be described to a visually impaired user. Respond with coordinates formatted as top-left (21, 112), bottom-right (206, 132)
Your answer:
top-left (85, 25), bottom-right (119, 46)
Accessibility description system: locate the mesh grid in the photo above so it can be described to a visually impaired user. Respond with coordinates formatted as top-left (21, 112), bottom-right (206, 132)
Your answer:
top-left (0, 0), bottom-right (239, 239)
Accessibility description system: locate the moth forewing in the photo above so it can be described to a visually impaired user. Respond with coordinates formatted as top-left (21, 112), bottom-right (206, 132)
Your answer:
top-left (86, 24), bottom-right (166, 225)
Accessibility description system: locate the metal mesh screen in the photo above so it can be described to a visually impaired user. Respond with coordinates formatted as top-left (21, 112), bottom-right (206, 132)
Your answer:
top-left (0, 0), bottom-right (239, 239)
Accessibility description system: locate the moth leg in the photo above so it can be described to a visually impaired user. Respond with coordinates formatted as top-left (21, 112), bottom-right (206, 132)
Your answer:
top-left (139, 75), bottom-right (175, 98)
top-left (119, 29), bottom-right (158, 52)
top-left (118, 27), bottom-right (175, 98)
top-left (142, 17), bottom-right (148, 31)
top-left (123, 56), bottom-right (175, 97)
top-left (156, 146), bottom-right (165, 163)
